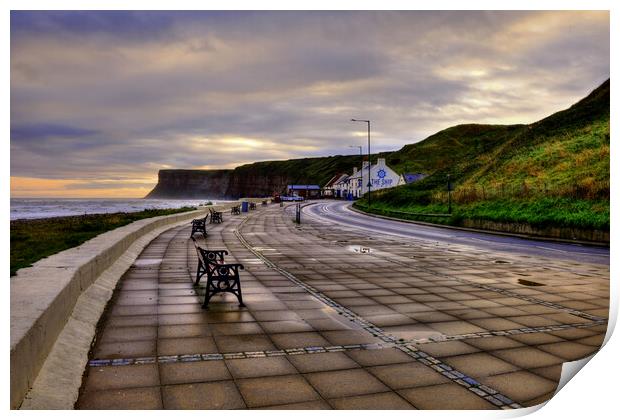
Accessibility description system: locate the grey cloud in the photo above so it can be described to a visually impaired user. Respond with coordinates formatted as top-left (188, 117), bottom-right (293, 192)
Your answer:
top-left (11, 123), bottom-right (99, 141)
top-left (10, 11), bottom-right (609, 186)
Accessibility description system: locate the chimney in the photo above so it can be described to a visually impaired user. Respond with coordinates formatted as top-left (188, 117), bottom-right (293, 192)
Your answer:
top-left (377, 158), bottom-right (386, 166)
top-left (353, 167), bottom-right (357, 174)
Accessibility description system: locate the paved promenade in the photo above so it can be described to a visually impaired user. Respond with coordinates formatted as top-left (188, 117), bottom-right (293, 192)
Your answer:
top-left (76, 203), bottom-right (609, 409)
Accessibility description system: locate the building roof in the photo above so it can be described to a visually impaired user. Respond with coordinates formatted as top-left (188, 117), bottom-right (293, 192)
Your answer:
top-left (323, 173), bottom-right (348, 188)
top-left (287, 185), bottom-right (321, 190)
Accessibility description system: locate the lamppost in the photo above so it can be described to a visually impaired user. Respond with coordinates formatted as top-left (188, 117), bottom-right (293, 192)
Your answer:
top-left (349, 145), bottom-right (363, 198)
top-left (351, 119), bottom-right (371, 207)
top-left (447, 173), bottom-right (452, 214)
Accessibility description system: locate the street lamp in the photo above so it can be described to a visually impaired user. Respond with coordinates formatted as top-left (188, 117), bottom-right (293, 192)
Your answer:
top-left (447, 173), bottom-right (452, 214)
top-left (349, 145), bottom-right (363, 198)
top-left (351, 119), bottom-right (371, 207)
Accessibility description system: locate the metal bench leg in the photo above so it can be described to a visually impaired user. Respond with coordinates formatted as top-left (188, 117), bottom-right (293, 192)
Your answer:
top-left (194, 262), bottom-right (205, 285)
top-left (203, 281), bottom-right (217, 308)
top-left (231, 279), bottom-right (245, 307)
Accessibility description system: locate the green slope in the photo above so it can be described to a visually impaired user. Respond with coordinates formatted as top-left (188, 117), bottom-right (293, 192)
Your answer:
top-left (356, 79), bottom-right (610, 232)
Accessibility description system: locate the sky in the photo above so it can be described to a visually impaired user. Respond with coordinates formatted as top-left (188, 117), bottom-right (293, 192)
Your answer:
top-left (10, 10), bottom-right (610, 198)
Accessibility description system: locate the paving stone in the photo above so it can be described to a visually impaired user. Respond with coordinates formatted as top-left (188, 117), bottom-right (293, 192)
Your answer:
top-left (305, 318), bottom-right (354, 331)
top-left (259, 320), bottom-right (315, 333)
top-left (258, 400), bottom-right (332, 409)
top-left (251, 310), bottom-right (304, 321)
top-left (464, 336), bottom-right (525, 351)
top-left (98, 326), bottom-right (158, 343)
top-left (523, 391), bottom-right (555, 407)
top-left (320, 330), bottom-right (382, 345)
top-left (93, 340), bottom-right (156, 359)
top-left (480, 371), bottom-right (558, 403)
top-left (364, 313), bottom-right (415, 327)
top-left (77, 387), bottom-right (163, 409)
top-left (408, 311), bottom-right (458, 323)
top-left (369, 362), bottom-right (450, 389)
top-left (510, 332), bottom-right (565, 346)
top-left (160, 360), bottom-right (231, 384)
top-left (530, 364), bottom-right (563, 382)
top-left (158, 336), bottom-right (218, 356)
top-left (416, 341), bottom-right (479, 357)
top-left (576, 333), bottom-right (605, 347)
top-left (213, 334), bottom-right (277, 353)
top-left (109, 305), bottom-right (158, 317)
top-left (226, 356), bottom-right (298, 378)
top-left (507, 315), bottom-right (559, 328)
top-left (82, 364), bottom-right (159, 391)
top-left (443, 353), bottom-right (518, 377)
top-left (469, 318), bottom-right (527, 331)
top-left (426, 321), bottom-right (487, 335)
top-left (162, 381), bottom-right (246, 409)
top-left (492, 347), bottom-right (564, 369)
top-left (329, 391), bottom-right (415, 409)
top-left (270, 332), bottom-right (332, 348)
top-left (398, 383), bottom-right (496, 409)
top-left (209, 322), bottom-right (265, 336)
top-left (237, 374), bottom-right (320, 408)
top-left (305, 368), bottom-right (389, 399)
top-left (157, 324), bottom-right (212, 338)
top-left (538, 342), bottom-right (597, 360)
top-left (287, 351), bottom-right (359, 373)
top-left (548, 328), bottom-right (598, 340)
top-left (346, 348), bottom-right (413, 367)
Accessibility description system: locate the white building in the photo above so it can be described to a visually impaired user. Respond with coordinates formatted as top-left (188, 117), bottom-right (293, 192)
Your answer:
top-left (323, 173), bottom-right (349, 198)
top-left (334, 158), bottom-right (403, 199)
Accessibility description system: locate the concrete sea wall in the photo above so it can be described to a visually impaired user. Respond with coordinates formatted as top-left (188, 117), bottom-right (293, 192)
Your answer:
top-left (460, 219), bottom-right (609, 244)
top-left (10, 200), bottom-right (263, 409)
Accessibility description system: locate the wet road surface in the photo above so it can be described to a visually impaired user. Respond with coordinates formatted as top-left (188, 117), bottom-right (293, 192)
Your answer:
top-left (301, 201), bottom-right (609, 266)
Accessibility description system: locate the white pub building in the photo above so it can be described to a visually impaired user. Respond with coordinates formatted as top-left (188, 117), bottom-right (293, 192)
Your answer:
top-left (334, 158), bottom-right (405, 199)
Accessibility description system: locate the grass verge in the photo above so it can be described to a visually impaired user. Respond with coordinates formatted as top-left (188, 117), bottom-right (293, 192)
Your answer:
top-left (10, 207), bottom-right (197, 276)
top-left (353, 197), bottom-right (609, 232)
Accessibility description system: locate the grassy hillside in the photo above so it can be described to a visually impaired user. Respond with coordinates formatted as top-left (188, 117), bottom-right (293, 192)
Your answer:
top-left (355, 79), bottom-right (610, 232)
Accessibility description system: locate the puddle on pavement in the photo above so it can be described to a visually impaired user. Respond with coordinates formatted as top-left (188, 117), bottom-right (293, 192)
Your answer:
top-left (132, 258), bottom-right (162, 267)
top-left (243, 258), bottom-right (265, 265)
top-left (518, 279), bottom-right (545, 287)
top-left (346, 245), bottom-right (372, 254)
top-left (384, 327), bottom-right (444, 341)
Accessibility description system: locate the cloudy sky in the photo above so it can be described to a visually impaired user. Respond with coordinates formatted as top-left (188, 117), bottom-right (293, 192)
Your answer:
top-left (10, 10), bottom-right (609, 198)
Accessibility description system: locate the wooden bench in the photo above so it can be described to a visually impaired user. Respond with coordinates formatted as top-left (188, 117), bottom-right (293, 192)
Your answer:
top-left (249, 202), bottom-right (257, 210)
top-left (192, 238), bottom-right (245, 308)
top-left (190, 213), bottom-right (208, 237)
top-left (209, 208), bottom-right (223, 224)
top-left (230, 205), bottom-right (241, 215)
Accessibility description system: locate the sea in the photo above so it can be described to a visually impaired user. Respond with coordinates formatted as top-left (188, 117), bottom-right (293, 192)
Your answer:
top-left (10, 198), bottom-right (224, 221)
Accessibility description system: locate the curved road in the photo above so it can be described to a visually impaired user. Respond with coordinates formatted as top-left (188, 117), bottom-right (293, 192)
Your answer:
top-left (301, 200), bottom-right (609, 266)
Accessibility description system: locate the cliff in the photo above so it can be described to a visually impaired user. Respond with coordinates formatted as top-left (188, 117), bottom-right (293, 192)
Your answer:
top-left (145, 169), bottom-right (233, 199)
top-left (145, 155), bottom-right (364, 199)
